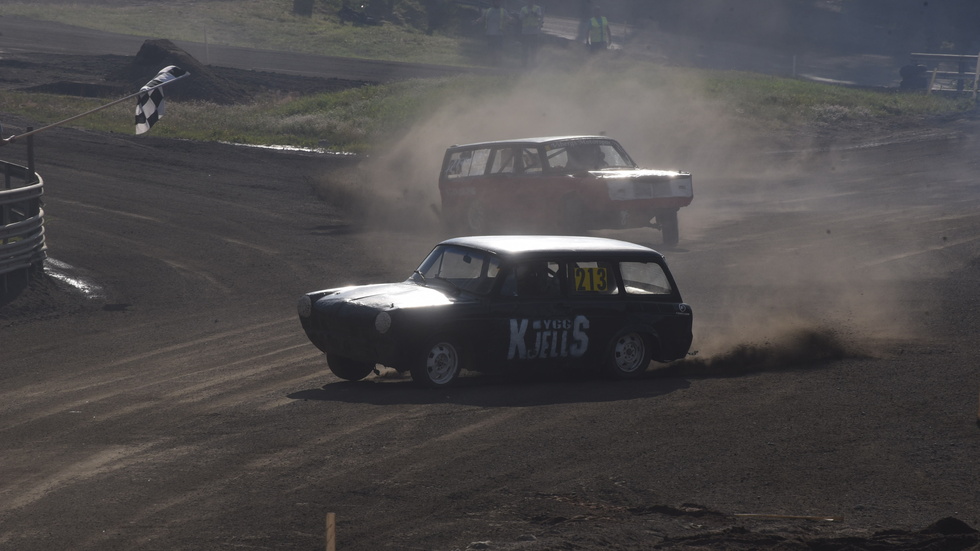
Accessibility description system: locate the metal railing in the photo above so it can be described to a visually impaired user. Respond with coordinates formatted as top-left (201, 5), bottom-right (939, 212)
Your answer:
top-left (0, 134), bottom-right (46, 294)
top-left (909, 52), bottom-right (980, 98)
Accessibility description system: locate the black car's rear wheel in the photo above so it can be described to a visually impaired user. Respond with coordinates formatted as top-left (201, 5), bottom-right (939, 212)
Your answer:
top-left (326, 354), bottom-right (375, 381)
top-left (411, 337), bottom-right (462, 388)
top-left (604, 331), bottom-right (652, 379)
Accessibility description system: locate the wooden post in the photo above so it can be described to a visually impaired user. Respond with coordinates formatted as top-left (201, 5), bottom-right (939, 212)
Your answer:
top-left (325, 512), bottom-right (336, 551)
top-left (928, 67), bottom-right (939, 94)
top-left (972, 52), bottom-right (980, 101)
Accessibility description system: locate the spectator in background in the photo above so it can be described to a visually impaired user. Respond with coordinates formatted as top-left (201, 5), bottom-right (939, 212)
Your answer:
top-left (587, 5), bottom-right (611, 53)
top-left (519, 0), bottom-right (544, 68)
top-left (474, 0), bottom-right (513, 66)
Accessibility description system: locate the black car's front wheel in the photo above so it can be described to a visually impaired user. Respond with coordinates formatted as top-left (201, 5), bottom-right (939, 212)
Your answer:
top-left (604, 331), bottom-right (652, 379)
top-left (326, 354), bottom-right (375, 381)
top-left (412, 338), bottom-right (463, 388)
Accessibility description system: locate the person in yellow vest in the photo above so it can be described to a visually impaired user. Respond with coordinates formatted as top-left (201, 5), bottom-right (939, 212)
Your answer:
top-left (473, 0), bottom-right (513, 66)
top-left (519, 0), bottom-right (544, 68)
top-left (586, 5), bottom-right (611, 53)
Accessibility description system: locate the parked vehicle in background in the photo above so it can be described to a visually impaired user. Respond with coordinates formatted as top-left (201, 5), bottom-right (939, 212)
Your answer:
top-left (438, 136), bottom-right (693, 246)
top-left (297, 235), bottom-right (693, 388)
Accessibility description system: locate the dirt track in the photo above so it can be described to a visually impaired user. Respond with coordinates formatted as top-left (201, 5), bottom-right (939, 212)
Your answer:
top-left (2, 18), bottom-right (980, 551)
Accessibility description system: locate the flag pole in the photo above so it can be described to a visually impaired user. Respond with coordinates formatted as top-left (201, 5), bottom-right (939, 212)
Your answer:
top-left (0, 71), bottom-right (190, 146)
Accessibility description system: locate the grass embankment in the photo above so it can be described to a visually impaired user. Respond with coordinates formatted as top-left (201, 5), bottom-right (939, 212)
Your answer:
top-left (0, 0), bottom-right (973, 151)
top-left (1, 69), bottom-right (971, 153)
top-left (712, 74), bottom-right (972, 128)
top-left (0, 75), bottom-right (514, 152)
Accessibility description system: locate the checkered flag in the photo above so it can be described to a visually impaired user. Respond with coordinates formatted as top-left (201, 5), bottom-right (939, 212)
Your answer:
top-left (135, 65), bottom-right (188, 134)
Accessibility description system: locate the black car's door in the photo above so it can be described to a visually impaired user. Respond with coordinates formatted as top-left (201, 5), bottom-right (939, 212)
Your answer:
top-left (484, 259), bottom-right (608, 371)
top-left (560, 259), bottom-right (634, 367)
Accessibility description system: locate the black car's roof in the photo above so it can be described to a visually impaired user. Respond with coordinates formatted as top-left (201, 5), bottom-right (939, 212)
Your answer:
top-left (439, 235), bottom-right (662, 258)
top-left (447, 136), bottom-right (616, 149)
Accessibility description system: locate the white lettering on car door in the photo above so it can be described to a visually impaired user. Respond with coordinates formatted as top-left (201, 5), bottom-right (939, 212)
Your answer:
top-left (507, 315), bottom-right (589, 360)
top-left (570, 315), bottom-right (590, 357)
top-left (508, 318), bottom-right (529, 359)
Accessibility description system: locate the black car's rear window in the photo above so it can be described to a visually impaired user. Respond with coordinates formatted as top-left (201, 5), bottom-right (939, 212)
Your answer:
top-left (620, 261), bottom-right (672, 295)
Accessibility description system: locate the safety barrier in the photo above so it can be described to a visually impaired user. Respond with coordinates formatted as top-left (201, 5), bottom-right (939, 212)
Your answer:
top-left (908, 52), bottom-right (980, 98)
top-left (0, 137), bottom-right (46, 295)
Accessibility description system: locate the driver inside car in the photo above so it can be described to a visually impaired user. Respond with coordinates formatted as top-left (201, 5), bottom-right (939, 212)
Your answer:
top-left (514, 262), bottom-right (559, 297)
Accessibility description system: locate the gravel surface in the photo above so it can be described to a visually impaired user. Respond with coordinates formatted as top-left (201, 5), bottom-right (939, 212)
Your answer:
top-left (2, 17), bottom-right (980, 551)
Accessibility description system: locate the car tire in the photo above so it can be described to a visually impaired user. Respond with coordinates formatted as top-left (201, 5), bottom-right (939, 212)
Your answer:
top-left (326, 354), bottom-right (375, 381)
top-left (658, 209), bottom-right (679, 247)
top-left (411, 337), bottom-right (463, 388)
top-left (604, 330), bottom-right (652, 379)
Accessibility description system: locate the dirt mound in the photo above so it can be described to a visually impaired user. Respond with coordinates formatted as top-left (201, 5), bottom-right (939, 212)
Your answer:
top-left (0, 271), bottom-right (94, 326)
top-left (106, 39), bottom-right (250, 104)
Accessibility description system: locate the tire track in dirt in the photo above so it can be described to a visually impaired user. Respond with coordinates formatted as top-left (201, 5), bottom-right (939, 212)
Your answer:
top-left (0, 318), bottom-right (302, 430)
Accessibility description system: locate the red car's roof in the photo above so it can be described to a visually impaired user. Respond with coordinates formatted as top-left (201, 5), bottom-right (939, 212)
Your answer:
top-left (447, 136), bottom-right (616, 149)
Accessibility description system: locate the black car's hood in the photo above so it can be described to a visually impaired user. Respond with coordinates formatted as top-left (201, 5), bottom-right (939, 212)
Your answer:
top-left (314, 282), bottom-right (454, 311)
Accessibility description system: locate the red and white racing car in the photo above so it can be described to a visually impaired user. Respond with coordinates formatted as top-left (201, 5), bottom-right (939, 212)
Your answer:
top-left (439, 135), bottom-right (693, 246)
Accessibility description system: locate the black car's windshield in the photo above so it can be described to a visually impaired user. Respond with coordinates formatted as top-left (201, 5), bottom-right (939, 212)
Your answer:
top-left (412, 245), bottom-right (501, 295)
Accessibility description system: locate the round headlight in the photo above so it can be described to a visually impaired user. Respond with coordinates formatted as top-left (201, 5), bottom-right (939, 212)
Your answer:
top-left (297, 295), bottom-right (313, 318)
top-left (375, 311), bottom-right (391, 334)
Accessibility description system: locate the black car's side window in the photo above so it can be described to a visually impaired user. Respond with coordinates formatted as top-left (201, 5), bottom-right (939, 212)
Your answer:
top-left (500, 261), bottom-right (561, 298)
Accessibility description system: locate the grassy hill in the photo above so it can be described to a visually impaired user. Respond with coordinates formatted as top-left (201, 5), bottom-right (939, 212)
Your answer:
top-left (0, 0), bottom-right (974, 152)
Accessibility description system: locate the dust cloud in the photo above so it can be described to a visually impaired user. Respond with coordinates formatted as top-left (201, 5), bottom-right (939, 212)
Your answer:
top-left (673, 136), bottom-right (956, 372)
top-left (313, 52), bottom-right (747, 275)
top-left (315, 53), bottom-right (743, 234)
top-left (313, 48), bottom-right (947, 374)
top-left (664, 322), bottom-right (853, 378)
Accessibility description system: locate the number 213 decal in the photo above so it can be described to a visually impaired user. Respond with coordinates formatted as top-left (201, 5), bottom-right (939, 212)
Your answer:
top-left (574, 267), bottom-right (609, 292)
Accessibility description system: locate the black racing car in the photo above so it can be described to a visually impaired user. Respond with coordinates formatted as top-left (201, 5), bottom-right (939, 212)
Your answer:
top-left (297, 235), bottom-right (693, 387)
